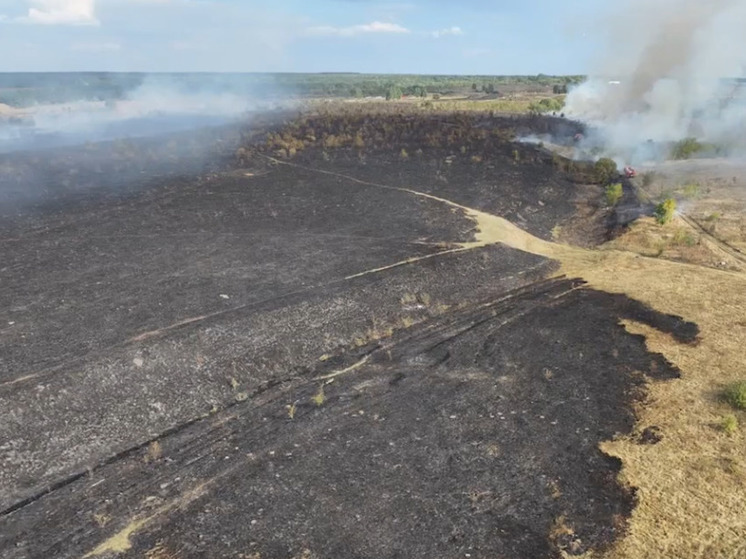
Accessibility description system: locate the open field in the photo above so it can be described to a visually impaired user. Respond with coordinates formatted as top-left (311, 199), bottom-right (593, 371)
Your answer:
top-left (0, 105), bottom-right (744, 558)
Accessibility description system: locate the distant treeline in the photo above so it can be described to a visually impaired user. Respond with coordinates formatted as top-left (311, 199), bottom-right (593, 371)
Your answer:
top-left (272, 73), bottom-right (585, 98)
top-left (0, 72), bottom-right (586, 107)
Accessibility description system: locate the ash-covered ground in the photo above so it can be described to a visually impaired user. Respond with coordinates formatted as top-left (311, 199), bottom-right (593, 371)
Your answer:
top-left (0, 112), bottom-right (697, 559)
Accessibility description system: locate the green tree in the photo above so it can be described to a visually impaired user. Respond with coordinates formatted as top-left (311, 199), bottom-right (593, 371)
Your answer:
top-left (594, 158), bottom-right (618, 184)
top-left (605, 183), bottom-right (623, 206)
top-left (670, 137), bottom-right (703, 160)
top-left (538, 98), bottom-right (563, 112)
top-left (654, 198), bottom-right (677, 225)
top-left (386, 85), bottom-right (403, 101)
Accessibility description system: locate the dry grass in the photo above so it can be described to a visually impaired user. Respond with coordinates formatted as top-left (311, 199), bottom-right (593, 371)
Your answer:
top-left (559, 245), bottom-right (746, 559)
top-left (427, 96), bottom-right (558, 114)
top-left (605, 216), bottom-right (744, 271)
top-left (464, 200), bottom-right (746, 558)
top-left (146, 441), bottom-right (162, 463)
top-left (311, 385), bottom-right (326, 406)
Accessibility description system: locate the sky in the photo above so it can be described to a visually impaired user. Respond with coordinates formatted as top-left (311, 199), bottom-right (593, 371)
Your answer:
top-left (0, 0), bottom-right (607, 74)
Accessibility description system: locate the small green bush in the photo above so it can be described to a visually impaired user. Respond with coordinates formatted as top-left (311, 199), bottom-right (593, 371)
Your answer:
top-left (723, 381), bottom-right (746, 410)
top-left (654, 198), bottom-right (677, 225)
top-left (720, 414), bottom-right (739, 435)
top-left (594, 158), bottom-right (618, 184)
top-left (605, 183), bottom-right (623, 206)
top-left (673, 228), bottom-right (697, 247)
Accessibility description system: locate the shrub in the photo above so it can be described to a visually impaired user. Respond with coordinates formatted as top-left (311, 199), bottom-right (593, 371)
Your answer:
top-left (386, 86), bottom-right (403, 101)
top-left (654, 198), bottom-right (677, 225)
top-left (723, 381), bottom-right (746, 410)
top-left (673, 228), bottom-right (697, 247)
top-left (311, 384), bottom-right (326, 406)
top-left (594, 158), bottom-right (618, 184)
top-left (605, 183), bottom-right (623, 206)
top-left (721, 414), bottom-right (739, 435)
top-left (538, 97), bottom-right (564, 112)
top-left (671, 137), bottom-right (703, 160)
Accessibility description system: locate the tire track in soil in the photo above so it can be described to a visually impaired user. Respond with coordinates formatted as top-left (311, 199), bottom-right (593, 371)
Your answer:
top-left (0, 278), bottom-right (587, 559)
top-left (0, 158), bottom-right (721, 558)
top-left (679, 213), bottom-right (746, 267)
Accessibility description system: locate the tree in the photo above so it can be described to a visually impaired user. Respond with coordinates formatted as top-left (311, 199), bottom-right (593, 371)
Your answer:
top-left (605, 183), bottom-right (623, 206)
top-left (386, 85), bottom-right (403, 101)
top-left (594, 158), bottom-right (618, 184)
top-left (655, 198), bottom-right (677, 225)
top-left (472, 82), bottom-right (478, 91)
top-left (670, 137), bottom-right (703, 160)
top-left (538, 98), bottom-right (563, 112)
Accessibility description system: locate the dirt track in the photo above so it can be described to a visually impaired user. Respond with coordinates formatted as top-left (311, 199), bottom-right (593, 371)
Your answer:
top-left (0, 118), bottom-right (701, 558)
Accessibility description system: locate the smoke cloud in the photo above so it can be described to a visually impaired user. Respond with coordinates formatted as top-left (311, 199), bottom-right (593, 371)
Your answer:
top-left (564, 0), bottom-right (746, 163)
top-left (0, 74), bottom-right (291, 210)
top-left (0, 75), bottom-right (278, 153)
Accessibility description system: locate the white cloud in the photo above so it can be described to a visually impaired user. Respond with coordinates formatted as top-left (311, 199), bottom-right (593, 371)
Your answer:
top-left (23, 0), bottom-right (98, 25)
top-left (306, 21), bottom-right (410, 37)
top-left (430, 26), bottom-right (463, 39)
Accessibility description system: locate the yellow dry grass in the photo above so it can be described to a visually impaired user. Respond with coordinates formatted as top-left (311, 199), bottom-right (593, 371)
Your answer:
top-left (467, 208), bottom-right (746, 559)
top-left (564, 247), bottom-right (746, 559)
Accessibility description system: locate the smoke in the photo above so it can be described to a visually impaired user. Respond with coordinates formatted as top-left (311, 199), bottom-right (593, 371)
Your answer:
top-left (564, 0), bottom-right (746, 164)
top-left (0, 75), bottom-right (274, 153)
top-left (0, 74), bottom-right (294, 211)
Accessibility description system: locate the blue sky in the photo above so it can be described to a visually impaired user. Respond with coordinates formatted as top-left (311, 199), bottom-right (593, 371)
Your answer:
top-left (0, 1), bottom-right (606, 73)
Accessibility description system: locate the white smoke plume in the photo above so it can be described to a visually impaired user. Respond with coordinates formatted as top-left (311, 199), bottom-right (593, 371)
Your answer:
top-left (564, 0), bottom-right (746, 163)
top-left (0, 76), bottom-right (275, 153)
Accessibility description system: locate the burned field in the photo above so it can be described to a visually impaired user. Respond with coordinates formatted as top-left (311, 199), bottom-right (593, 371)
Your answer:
top-left (0, 111), bottom-right (699, 558)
